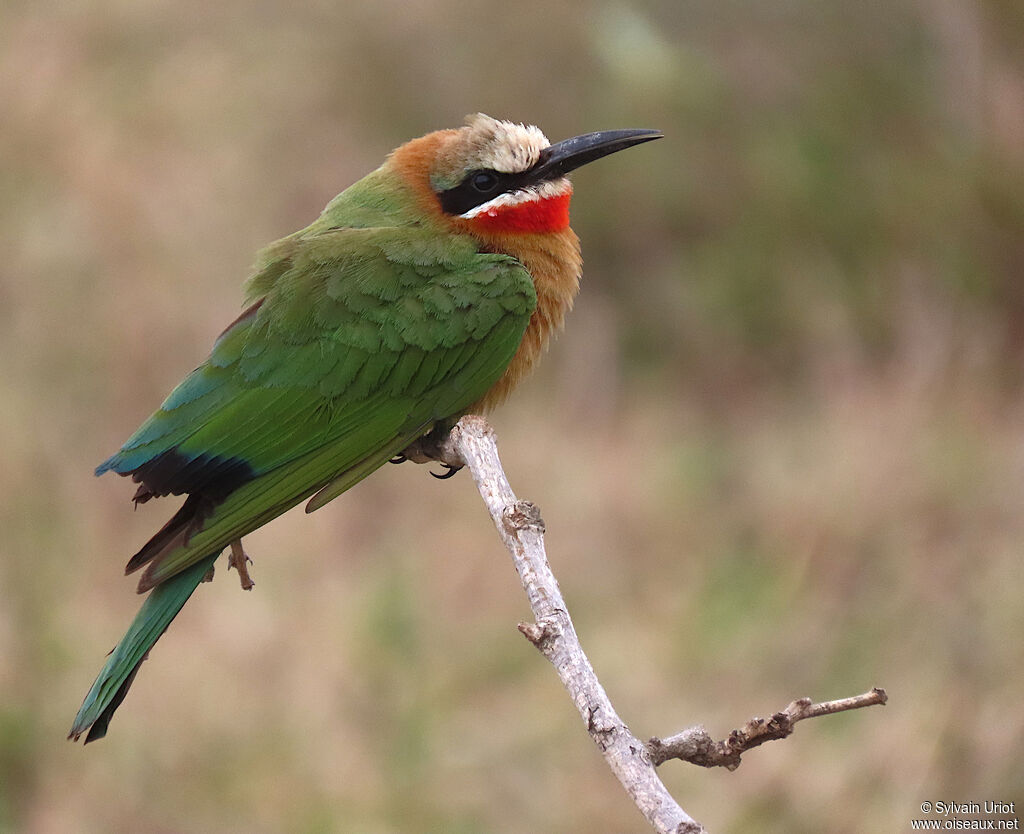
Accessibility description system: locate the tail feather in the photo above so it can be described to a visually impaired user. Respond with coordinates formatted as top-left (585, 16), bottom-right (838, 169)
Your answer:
top-left (69, 551), bottom-right (219, 743)
top-left (124, 494), bottom-right (216, 576)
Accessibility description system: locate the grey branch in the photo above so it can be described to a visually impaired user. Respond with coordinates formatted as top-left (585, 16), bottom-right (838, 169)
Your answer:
top-left (646, 688), bottom-right (888, 770)
top-left (429, 415), bottom-right (886, 834)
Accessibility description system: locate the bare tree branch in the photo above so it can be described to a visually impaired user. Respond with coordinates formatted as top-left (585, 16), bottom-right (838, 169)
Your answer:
top-left (646, 688), bottom-right (888, 770)
top-left (425, 415), bottom-right (886, 834)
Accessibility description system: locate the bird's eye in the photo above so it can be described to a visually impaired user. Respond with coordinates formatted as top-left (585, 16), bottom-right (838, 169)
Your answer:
top-left (470, 171), bottom-right (500, 193)
top-left (438, 169), bottom-right (513, 214)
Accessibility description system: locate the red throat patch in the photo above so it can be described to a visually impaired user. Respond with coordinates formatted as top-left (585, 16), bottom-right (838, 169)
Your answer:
top-left (468, 192), bottom-right (572, 234)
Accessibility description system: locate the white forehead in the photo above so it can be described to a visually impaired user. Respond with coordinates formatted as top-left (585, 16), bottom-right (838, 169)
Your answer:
top-left (462, 113), bottom-right (550, 173)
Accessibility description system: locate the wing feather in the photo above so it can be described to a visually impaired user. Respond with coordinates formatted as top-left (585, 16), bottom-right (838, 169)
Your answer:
top-left (100, 227), bottom-right (536, 590)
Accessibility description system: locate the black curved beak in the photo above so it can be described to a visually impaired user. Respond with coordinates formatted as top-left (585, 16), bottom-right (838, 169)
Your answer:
top-left (530, 128), bottom-right (663, 182)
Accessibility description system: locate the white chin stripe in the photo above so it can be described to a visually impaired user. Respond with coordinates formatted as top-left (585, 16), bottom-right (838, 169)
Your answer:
top-left (460, 178), bottom-right (572, 220)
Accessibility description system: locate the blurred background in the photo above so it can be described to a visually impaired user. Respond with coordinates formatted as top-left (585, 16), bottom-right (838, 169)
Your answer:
top-left (2, 0), bottom-right (1023, 831)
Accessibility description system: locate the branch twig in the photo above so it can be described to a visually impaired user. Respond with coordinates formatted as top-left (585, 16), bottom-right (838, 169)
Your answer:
top-left (431, 415), bottom-right (887, 834)
top-left (646, 688), bottom-right (888, 770)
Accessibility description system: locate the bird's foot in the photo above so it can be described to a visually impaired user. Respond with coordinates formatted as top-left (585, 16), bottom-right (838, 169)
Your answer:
top-left (397, 424), bottom-right (464, 479)
top-left (430, 462), bottom-right (461, 479)
top-left (228, 539), bottom-right (255, 591)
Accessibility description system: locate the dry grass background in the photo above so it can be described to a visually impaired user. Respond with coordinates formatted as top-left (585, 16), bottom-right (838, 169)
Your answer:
top-left (2, 0), bottom-right (1023, 831)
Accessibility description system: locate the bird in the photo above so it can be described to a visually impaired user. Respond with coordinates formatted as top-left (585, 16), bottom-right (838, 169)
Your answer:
top-left (69, 113), bottom-right (661, 743)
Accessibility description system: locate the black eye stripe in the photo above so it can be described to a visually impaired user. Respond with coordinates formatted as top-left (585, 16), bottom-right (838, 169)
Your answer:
top-left (438, 168), bottom-right (530, 215)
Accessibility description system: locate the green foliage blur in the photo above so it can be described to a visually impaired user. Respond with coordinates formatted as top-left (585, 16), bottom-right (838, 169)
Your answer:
top-left (3, 0), bottom-right (1023, 831)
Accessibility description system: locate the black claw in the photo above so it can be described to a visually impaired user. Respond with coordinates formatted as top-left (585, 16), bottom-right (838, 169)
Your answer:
top-left (389, 454), bottom-right (407, 465)
top-left (430, 463), bottom-right (462, 480)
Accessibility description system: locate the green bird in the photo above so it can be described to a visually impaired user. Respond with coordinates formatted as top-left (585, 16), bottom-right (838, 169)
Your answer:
top-left (69, 114), bottom-right (661, 743)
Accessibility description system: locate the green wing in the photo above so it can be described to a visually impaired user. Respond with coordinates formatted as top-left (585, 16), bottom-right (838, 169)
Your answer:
top-left (99, 226), bottom-right (536, 592)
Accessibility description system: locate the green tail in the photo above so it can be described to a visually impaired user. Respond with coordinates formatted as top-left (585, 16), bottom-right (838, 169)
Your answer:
top-left (69, 552), bottom-right (219, 743)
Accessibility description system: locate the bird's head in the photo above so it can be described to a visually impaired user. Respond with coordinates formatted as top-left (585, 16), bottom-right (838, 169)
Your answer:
top-left (389, 113), bottom-right (661, 238)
